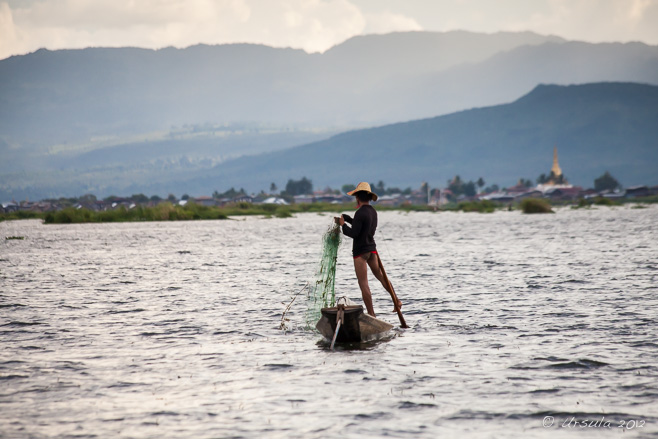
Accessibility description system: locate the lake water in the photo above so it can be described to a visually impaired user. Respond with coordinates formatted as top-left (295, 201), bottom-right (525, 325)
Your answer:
top-left (1, 206), bottom-right (657, 438)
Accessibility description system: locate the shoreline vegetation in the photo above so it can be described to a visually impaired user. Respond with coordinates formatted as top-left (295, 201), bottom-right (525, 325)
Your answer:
top-left (1, 196), bottom-right (657, 224)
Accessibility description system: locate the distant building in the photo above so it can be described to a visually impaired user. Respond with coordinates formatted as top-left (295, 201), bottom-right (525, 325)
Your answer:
top-left (232, 195), bottom-right (253, 203)
top-left (1, 202), bottom-right (19, 213)
top-left (514, 190), bottom-right (543, 200)
top-left (548, 146), bottom-right (564, 183)
top-left (293, 194), bottom-right (314, 204)
top-left (506, 180), bottom-right (533, 195)
top-left (314, 194), bottom-right (347, 203)
top-left (625, 186), bottom-right (650, 198)
top-left (377, 194), bottom-right (404, 207)
top-left (109, 198), bottom-right (133, 209)
top-left (545, 187), bottom-right (584, 201)
top-left (261, 197), bottom-right (289, 205)
top-left (192, 196), bottom-right (216, 206)
top-left (602, 190), bottom-right (626, 199)
top-left (537, 146), bottom-right (573, 193)
top-left (481, 192), bottom-right (515, 203)
top-left (427, 189), bottom-right (449, 206)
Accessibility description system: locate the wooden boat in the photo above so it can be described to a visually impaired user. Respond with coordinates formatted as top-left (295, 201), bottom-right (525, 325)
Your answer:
top-left (316, 304), bottom-right (393, 348)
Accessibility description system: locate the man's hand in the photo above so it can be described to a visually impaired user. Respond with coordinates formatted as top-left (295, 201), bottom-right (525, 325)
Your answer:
top-left (334, 215), bottom-right (345, 226)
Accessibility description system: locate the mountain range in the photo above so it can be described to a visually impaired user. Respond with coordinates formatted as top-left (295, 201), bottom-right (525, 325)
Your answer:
top-left (2, 31), bottom-right (657, 145)
top-left (1, 31), bottom-right (657, 200)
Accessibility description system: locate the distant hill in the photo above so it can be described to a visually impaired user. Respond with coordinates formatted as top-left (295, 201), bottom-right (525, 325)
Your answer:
top-left (182, 82), bottom-right (658, 193)
top-left (2, 30), bottom-right (656, 149)
top-left (376, 41), bottom-right (658, 121)
top-left (0, 127), bottom-right (338, 201)
top-left (317, 30), bottom-right (564, 91)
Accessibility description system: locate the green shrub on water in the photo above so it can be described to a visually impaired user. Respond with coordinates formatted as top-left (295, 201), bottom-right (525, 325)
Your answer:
top-left (40, 203), bottom-right (229, 224)
top-left (438, 202), bottom-right (459, 212)
top-left (578, 198), bottom-right (591, 208)
top-left (593, 196), bottom-right (618, 206)
top-left (260, 203), bottom-right (278, 213)
top-left (14, 210), bottom-right (42, 220)
top-left (182, 203), bottom-right (227, 220)
top-left (49, 207), bottom-right (81, 223)
top-left (151, 203), bottom-right (174, 221)
top-left (23, 196), bottom-right (640, 224)
top-left (520, 198), bottom-right (553, 214)
top-left (221, 203), bottom-right (268, 216)
top-left (275, 207), bottom-right (293, 218)
top-left (458, 200), bottom-right (497, 213)
top-left (98, 206), bottom-right (130, 222)
top-left (570, 198), bottom-right (592, 210)
top-left (304, 202), bottom-right (346, 213)
top-left (1, 210), bottom-right (42, 222)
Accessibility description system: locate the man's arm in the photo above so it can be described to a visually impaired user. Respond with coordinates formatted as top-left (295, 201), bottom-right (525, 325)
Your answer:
top-left (341, 211), bottom-right (362, 238)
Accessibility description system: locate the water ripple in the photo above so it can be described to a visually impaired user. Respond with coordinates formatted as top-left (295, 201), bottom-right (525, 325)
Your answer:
top-left (1, 206), bottom-right (657, 438)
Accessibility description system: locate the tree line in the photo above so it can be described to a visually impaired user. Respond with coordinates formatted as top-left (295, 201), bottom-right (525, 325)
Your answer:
top-left (246, 171), bottom-right (622, 200)
top-left (37, 171), bottom-right (624, 209)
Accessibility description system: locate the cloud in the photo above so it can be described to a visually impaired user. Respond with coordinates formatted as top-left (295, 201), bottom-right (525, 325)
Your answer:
top-left (1, 0), bottom-right (657, 60)
top-left (14, 0), bottom-right (251, 28)
top-left (468, 0), bottom-right (658, 44)
top-left (352, 0), bottom-right (658, 44)
top-left (0, 0), bottom-right (358, 58)
top-left (363, 10), bottom-right (422, 34)
top-left (0, 0), bottom-right (428, 59)
top-left (0, 3), bottom-right (20, 59)
top-left (244, 0), bottom-right (366, 52)
top-left (0, 0), bottom-right (256, 58)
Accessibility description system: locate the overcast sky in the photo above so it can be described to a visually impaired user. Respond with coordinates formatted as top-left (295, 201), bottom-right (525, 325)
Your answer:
top-left (1, 0), bottom-right (657, 59)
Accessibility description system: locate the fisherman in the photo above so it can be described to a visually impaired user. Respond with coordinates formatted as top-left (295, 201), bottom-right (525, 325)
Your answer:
top-left (335, 182), bottom-right (402, 317)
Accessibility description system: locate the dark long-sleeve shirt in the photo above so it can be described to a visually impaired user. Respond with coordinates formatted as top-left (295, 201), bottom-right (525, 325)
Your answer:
top-left (341, 204), bottom-right (377, 257)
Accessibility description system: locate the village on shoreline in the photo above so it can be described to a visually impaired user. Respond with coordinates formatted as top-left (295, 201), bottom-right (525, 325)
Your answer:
top-left (2, 178), bottom-right (657, 220)
top-left (2, 149), bottom-right (657, 219)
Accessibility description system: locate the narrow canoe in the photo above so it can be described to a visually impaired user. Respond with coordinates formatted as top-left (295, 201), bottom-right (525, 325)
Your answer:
top-left (316, 305), bottom-right (393, 343)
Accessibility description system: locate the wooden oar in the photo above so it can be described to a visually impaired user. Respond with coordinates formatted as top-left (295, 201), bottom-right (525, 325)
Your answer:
top-left (330, 319), bottom-right (341, 350)
top-left (330, 305), bottom-right (345, 350)
top-left (376, 253), bottom-right (408, 328)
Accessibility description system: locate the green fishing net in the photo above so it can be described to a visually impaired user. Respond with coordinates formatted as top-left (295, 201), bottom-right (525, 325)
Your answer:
top-left (305, 221), bottom-right (342, 328)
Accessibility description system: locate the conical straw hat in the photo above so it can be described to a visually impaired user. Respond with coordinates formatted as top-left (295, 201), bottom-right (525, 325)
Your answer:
top-left (346, 182), bottom-right (378, 202)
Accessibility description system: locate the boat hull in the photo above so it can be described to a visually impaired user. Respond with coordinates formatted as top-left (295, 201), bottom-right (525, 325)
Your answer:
top-left (316, 305), bottom-right (393, 343)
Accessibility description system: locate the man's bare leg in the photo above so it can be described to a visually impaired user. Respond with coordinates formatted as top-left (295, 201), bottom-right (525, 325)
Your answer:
top-left (354, 256), bottom-right (376, 316)
top-left (367, 255), bottom-right (402, 311)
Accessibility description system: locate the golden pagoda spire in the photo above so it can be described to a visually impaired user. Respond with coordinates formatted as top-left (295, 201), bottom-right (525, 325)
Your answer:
top-left (551, 146), bottom-right (562, 177)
